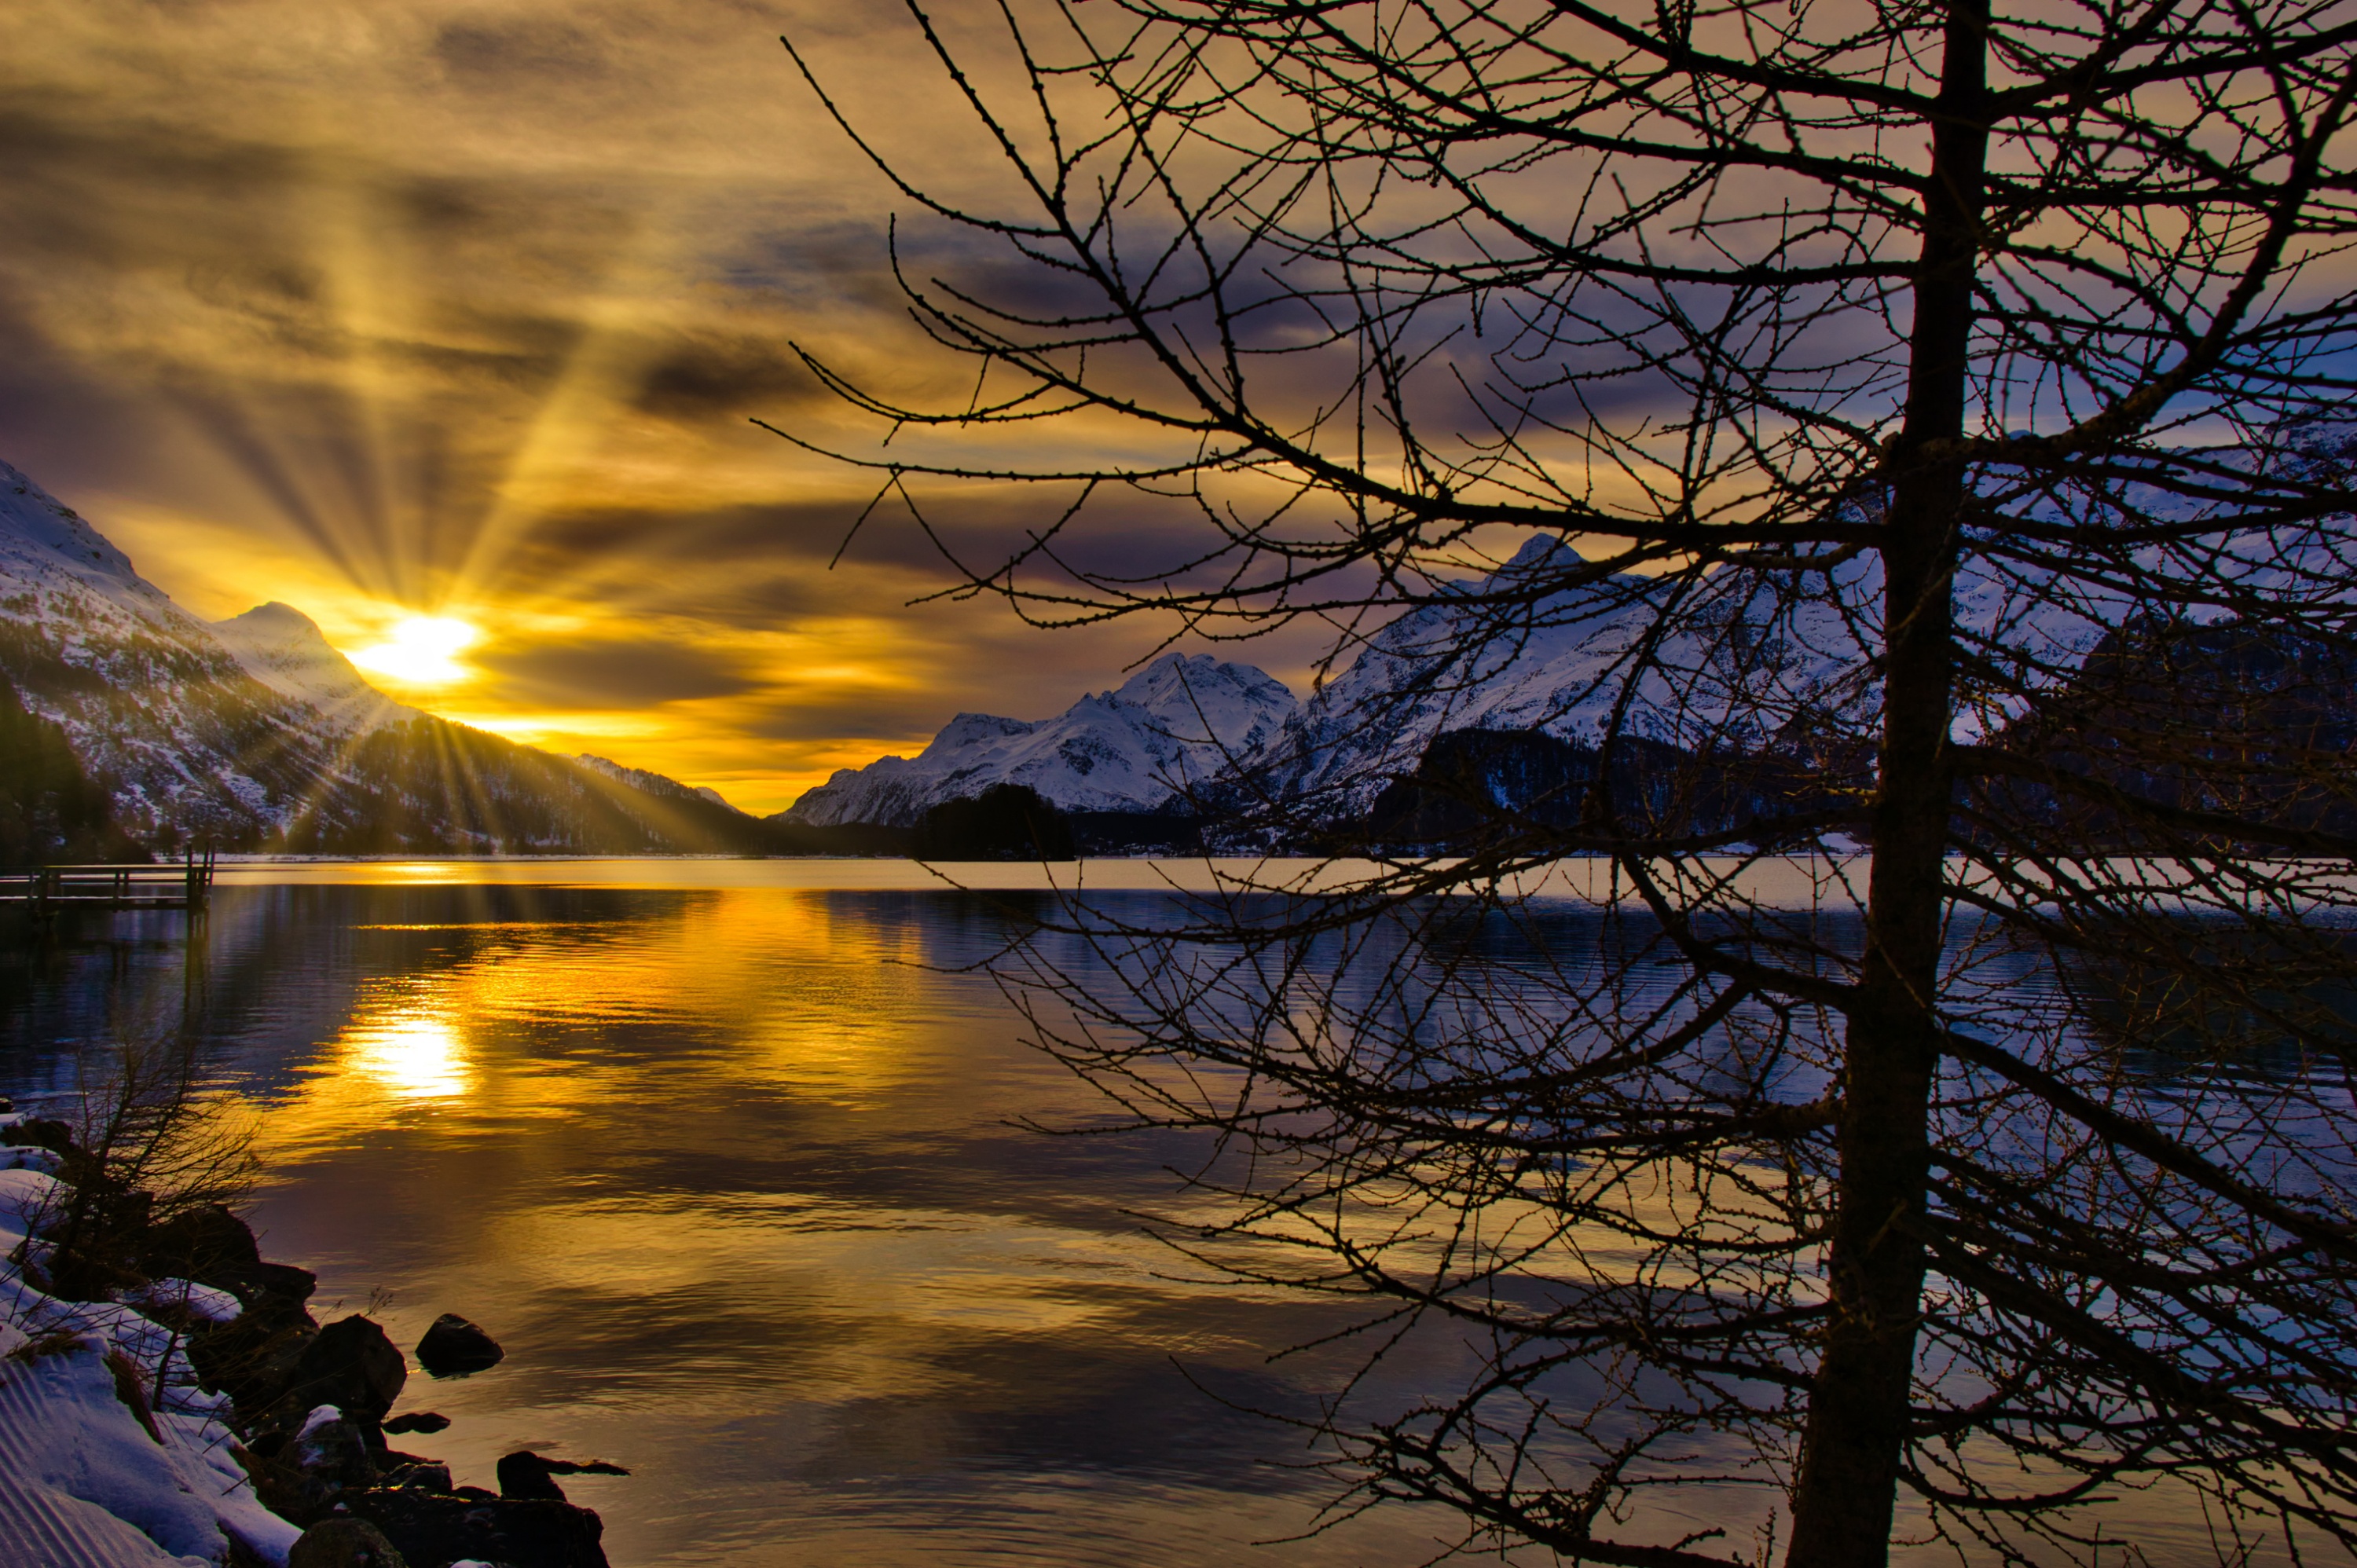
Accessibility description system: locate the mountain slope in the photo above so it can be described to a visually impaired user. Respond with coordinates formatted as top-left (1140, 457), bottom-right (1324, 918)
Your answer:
top-left (1251, 532), bottom-right (2128, 821)
top-left (210, 601), bottom-right (416, 733)
top-left (783, 652), bottom-right (1298, 827)
top-left (0, 459), bottom-right (764, 856)
top-left (577, 753), bottom-right (746, 815)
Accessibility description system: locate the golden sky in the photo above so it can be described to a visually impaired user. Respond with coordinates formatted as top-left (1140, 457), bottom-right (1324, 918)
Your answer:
top-left (0, 0), bottom-right (1317, 815)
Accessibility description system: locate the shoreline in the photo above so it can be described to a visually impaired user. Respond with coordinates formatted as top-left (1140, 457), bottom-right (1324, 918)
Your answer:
top-left (1, 1100), bottom-right (618, 1568)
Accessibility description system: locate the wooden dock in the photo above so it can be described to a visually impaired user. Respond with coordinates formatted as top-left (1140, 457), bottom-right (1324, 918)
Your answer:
top-left (0, 848), bottom-right (216, 917)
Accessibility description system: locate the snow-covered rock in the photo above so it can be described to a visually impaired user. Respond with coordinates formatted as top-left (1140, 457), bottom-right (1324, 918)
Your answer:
top-left (783, 652), bottom-right (1299, 826)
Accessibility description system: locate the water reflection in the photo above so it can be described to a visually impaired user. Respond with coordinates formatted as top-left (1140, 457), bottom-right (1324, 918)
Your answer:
top-left (0, 882), bottom-right (1486, 1567)
top-left (0, 877), bottom-right (2308, 1566)
top-left (340, 1000), bottom-right (471, 1102)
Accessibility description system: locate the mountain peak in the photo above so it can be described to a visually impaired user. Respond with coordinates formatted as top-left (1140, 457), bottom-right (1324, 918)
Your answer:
top-left (211, 601), bottom-right (411, 728)
top-left (785, 653), bottom-right (1299, 826)
top-left (1, 458), bottom-right (152, 594)
top-left (219, 600), bottom-right (325, 637)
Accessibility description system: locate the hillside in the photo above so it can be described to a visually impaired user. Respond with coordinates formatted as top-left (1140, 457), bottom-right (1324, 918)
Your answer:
top-left (0, 459), bottom-right (772, 858)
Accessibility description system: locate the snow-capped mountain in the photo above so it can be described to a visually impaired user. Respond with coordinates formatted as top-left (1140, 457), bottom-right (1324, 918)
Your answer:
top-left (1252, 529), bottom-right (2145, 819)
top-left (1248, 535), bottom-right (1882, 817)
top-left (0, 457), bottom-right (362, 846)
top-left (0, 458), bottom-right (762, 855)
top-left (783, 526), bottom-right (2146, 837)
top-left (210, 601), bottom-right (416, 734)
top-left (783, 652), bottom-right (1299, 827)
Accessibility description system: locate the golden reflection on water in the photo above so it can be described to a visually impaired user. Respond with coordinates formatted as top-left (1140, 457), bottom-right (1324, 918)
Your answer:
top-left (343, 1008), bottom-right (471, 1101)
top-left (254, 890), bottom-right (951, 1156)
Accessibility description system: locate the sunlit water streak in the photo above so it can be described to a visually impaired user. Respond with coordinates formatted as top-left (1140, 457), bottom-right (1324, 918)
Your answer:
top-left (0, 864), bottom-right (2333, 1566)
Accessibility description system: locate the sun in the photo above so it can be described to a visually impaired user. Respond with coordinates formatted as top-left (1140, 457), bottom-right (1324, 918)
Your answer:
top-left (351, 615), bottom-right (482, 686)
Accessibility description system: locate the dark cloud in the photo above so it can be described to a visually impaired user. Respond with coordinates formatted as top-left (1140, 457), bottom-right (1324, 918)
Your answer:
top-left (478, 637), bottom-right (761, 708)
top-left (632, 332), bottom-right (819, 419)
top-left (735, 694), bottom-right (962, 743)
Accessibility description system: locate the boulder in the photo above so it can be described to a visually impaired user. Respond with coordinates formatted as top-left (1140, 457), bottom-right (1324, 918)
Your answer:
top-left (415, 1313), bottom-right (504, 1376)
top-left (241, 1405), bottom-right (379, 1525)
top-left (286, 1315), bottom-right (408, 1424)
top-left (497, 1450), bottom-right (569, 1501)
top-left (343, 1489), bottom-right (609, 1568)
top-left (289, 1519), bottom-right (409, 1568)
top-left (383, 1411), bottom-right (451, 1435)
top-left (190, 1306), bottom-right (321, 1423)
top-left (378, 1456), bottom-right (455, 1493)
top-left (138, 1203), bottom-right (258, 1278)
top-left (498, 1450), bottom-right (630, 1502)
top-left (5, 1116), bottom-right (71, 1152)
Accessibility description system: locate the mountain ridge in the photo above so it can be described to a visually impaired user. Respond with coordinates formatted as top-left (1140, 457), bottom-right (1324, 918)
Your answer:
top-left (0, 459), bottom-right (759, 858)
top-left (780, 651), bottom-right (1299, 828)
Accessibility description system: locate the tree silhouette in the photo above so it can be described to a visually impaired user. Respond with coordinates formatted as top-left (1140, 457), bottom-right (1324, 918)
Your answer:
top-left (782, 1), bottom-right (2357, 1561)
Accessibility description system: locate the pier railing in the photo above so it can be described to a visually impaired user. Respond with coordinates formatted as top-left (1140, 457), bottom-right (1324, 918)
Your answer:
top-left (0, 848), bottom-right (215, 914)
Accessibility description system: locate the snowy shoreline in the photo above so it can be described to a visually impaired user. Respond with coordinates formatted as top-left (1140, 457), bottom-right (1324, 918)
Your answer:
top-left (1, 1106), bottom-right (610, 1568)
top-left (0, 1120), bottom-right (298, 1566)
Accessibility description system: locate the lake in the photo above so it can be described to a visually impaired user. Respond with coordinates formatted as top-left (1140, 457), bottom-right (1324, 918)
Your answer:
top-left (0, 859), bottom-right (2330, 1566)
top-left (1, 862), bottom-right (1515, 1567)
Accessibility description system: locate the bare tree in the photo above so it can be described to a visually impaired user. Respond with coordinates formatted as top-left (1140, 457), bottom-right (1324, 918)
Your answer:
top-left (31, 1032), bottom-right (258, 1303)
top-left (780, 0), bottom-right (2357, 1562)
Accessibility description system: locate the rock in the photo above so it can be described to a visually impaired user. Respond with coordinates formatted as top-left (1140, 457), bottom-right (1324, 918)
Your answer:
top-left (343, 1488), bottom-right (609, 1568)
top-left (242, 1405), bottom-right (379, 1525)
top-left (414, 1313), bottom-right (504, 1376)
top-left (289, 1518), bottom-right (409, 1568)
top-left (383, 1411), bottom-right (451, 1435)
top-left (190, 1304), bottom-right (321, 1423)
top-left (138, 1203), bottom-right (259, 1280)
top-left (497, 1450), bottom-right (568, 1501)
top-left (286, 1316), bottom-right (408, 1424)
top-left (288, 1408), bottom-right (378, 1486)
top-left (498, 1451), bottom-right (630, 1501)
top-left (378, 1457), bottom-right (455, 1493)
top-left (6, 1116), bottom-right (71, 1152)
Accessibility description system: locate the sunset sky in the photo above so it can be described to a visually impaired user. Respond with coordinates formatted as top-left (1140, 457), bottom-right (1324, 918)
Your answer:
top-left (0, 0), bottom-right (1320, 814)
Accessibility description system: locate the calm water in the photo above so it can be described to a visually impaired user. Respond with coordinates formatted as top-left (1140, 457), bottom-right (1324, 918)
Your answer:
top-left (0, 860), bottom-right (2332, 1566)
top-left (0, 866), bottom-right (1501, 1567)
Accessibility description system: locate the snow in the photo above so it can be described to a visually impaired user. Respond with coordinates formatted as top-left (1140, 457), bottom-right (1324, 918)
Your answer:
top-left (785, 652), bottom-right (1299, 826)
top-left (0, 1168), bottom-right (299, 1567)
top-left (209, 602), bottom-right (415, 735)
top-left (2, 1145), bottom-right (64, 1175)
top-left (120, 1280), bottom-right (243, 1326)
top-left (0, 1167), bottom-right (59, 1243)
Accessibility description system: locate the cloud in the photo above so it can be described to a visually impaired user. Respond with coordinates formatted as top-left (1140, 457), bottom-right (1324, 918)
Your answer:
top-left (0, 0), bottom-right (1360, 811)
top-left (630, 332), bottom-right (823, 420)
top-left (477, 636), bottom-right (762, 707)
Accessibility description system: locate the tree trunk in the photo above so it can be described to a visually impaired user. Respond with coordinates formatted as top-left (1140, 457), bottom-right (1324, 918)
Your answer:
top-left (1784, 2), bottom-right (1988, 1561)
